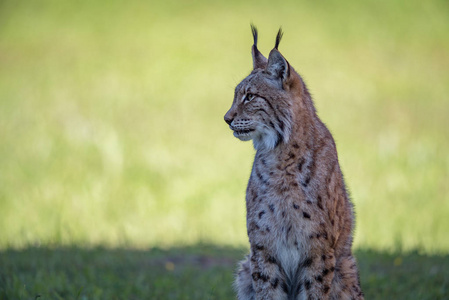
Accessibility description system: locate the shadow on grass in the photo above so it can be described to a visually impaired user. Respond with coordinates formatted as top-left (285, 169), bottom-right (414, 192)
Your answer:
top-left (0, 245), bottom-right (448, 300)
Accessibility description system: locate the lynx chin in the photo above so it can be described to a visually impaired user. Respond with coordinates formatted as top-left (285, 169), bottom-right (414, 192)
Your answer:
top-left (224, 25), bottom-right (364, 300)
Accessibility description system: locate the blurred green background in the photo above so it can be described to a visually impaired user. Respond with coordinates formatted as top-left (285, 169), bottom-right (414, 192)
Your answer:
top-left (1, 0), bottom-right (448, 254)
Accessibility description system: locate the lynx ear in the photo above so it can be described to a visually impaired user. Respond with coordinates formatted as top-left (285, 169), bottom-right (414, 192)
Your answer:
top-left (266, 28), bottom-right (291, 86)
top-left (251, 24), bottom-right (267, 69)
top-left (266, 49), bottom-right (289, 82)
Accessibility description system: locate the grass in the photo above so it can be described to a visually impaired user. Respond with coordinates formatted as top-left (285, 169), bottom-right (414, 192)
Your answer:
top-left (0, 245), bottom-right (240, 300)
top-left (1, 245), bottom-right (448, 299)
top-left (0, 0), bottom-right (448, 297)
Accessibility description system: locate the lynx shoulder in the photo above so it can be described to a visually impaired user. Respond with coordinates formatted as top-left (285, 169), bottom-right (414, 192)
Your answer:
top-left (224, 26), bottom-right (364, 300)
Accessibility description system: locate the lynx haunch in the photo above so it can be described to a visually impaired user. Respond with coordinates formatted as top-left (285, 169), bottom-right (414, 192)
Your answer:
top-left (224, 26), bottom-right (364, 300)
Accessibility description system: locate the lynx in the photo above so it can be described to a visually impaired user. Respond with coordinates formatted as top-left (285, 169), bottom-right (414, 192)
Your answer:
top-left (224, 26), bottom-right (364, 300)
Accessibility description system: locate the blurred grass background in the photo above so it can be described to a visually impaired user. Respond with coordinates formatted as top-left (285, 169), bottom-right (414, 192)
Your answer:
top-left (0, 0), bottom-right (448, 254)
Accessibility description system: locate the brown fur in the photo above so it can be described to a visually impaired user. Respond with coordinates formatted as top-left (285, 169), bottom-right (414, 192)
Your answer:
top-left (224, 27), bottom-right (363, 300)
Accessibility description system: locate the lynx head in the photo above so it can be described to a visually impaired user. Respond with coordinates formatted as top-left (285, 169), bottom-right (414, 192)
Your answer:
top-left (224, 25), bottom-right (305, 151)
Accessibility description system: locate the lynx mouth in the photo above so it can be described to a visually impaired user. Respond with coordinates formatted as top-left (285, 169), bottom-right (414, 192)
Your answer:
top-left (233, 128), bottom-right (255, 141)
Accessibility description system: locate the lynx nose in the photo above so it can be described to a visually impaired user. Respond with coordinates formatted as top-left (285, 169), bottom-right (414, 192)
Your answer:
top-left (224, 115), bottom-right (233, 125)
top-left (224, 110), bottom-right (235, 125)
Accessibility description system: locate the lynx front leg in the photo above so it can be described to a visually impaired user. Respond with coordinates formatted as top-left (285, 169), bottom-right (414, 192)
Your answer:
top-left (235, 256), bottom-right (255, 300)
top-left (249, 246), bottom-right (288, 300)
top-left (329, 255), bottom-right (364, 300)
top-left (300, 252), bottom-right (336, 300)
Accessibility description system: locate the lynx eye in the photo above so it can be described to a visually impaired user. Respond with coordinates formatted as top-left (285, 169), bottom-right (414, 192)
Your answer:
top-left (244, 93), bottom-right (255, 102)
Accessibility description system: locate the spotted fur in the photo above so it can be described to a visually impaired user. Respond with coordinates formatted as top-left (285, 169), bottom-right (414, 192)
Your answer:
top-left (225, 26), bottom-right (363, 300)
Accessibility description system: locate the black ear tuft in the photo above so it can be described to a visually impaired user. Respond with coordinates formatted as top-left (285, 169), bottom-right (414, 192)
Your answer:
top-left (251, 24), bottom-right (268, 69)
top-left (251, 23), bottom-right (258, 47)
top-left (274, 27), bottom-right (283, 50)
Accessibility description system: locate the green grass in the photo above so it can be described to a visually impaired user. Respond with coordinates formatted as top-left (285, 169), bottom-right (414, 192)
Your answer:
top-left (0, 0), bottom-right (449, 297)
top-left (0, 245), bottom-right (241, 300)
top-left (1, 246), bottom-right (448, 299)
